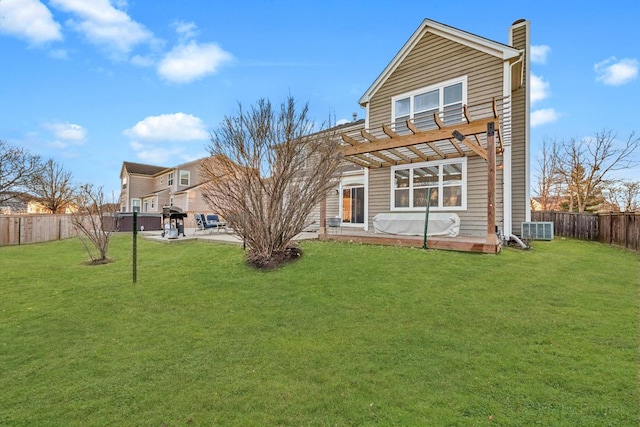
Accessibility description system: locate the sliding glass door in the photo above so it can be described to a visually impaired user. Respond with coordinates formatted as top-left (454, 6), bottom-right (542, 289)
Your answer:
top-left (342, 186), bottom-right (365, 224)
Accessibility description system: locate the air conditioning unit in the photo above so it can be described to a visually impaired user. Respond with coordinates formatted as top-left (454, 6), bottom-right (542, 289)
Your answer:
top-left (521, 222), bottom-right (554, 240)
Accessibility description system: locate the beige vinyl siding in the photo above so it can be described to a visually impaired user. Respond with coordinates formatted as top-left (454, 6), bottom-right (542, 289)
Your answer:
top-left (187, 189), bottom-right (209, 215)
top-left (326, 189), bottom-right (340, 220)
top-left (367, 167), bottom-right (389, 228)
top-left (460, 157), bottom-right (504, 236)
top-left (367, 157), bottom-right (503, 236)
top-left (128, 175), bottom-right (156, 210)
top-left (368, 32), bottom-right (504, 137)
top-left (510, 24), bottom-right (528, 235)
top-left (365, 31), bottom-right (505, 236)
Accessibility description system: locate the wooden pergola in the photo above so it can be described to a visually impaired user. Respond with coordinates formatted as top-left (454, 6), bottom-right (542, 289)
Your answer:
top-left (327, 99), bottom-right (504, 247)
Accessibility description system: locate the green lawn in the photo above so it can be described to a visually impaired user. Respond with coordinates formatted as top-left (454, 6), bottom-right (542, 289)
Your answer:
top-left (0, 236), bottom-right (638, 426)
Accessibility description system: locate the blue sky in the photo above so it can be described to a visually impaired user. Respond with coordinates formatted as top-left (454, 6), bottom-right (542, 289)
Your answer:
top-left (1, 0), bottom-right (639, 197)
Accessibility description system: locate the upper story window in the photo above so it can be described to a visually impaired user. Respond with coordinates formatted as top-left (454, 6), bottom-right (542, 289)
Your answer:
top-left (392, 76), bottom-right (467, 133)
top-left (121, 176), bottom-right (127, 189)
top-left (167, 172), bottom-right (174, 186)
top-left (391, 158), bottom-right (466, 211)
top-left (179, 170), bottom-right (190, 186)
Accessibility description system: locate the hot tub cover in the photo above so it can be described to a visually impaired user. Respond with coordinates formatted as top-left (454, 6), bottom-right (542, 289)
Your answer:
top-left (373, 212), bottom-right (460, 237)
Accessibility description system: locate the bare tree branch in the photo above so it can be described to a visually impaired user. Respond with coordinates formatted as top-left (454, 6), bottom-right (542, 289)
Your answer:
top-left (554, 130), bottom-right (639, 212)
top-left (71, 184), bottom-right (118, 264)
top-left (0, 140), bottom-right (42, 204)
top-left (27, 159), bottom-right (75, 213)
top-left (200, 96), bottom-right (342, 268)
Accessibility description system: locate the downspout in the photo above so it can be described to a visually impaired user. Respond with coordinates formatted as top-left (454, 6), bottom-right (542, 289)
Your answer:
top-left (509, 233), bottom-right (529, 249)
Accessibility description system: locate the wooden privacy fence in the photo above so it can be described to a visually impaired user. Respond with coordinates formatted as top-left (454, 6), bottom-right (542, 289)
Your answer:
top-left (0, 214), bottom-right (79, 246)
top-left (532, 211), bottom-right (640, 252)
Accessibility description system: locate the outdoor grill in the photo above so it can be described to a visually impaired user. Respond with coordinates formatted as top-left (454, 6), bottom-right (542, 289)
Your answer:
top-left (161, 206), bottom-right (187, 238)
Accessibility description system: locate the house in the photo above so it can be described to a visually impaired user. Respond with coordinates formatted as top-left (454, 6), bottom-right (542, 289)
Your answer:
top-left (119, 18), bottom-right (530, 251)
top-left (314, 18), bottom-right (530, 251)
top-left (119, 159), bottom-right (211, 226)
top-left (0, 192), bottom-right (29, 214)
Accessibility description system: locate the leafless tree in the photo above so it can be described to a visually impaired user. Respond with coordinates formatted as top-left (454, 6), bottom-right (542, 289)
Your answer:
top-left (200, 96), bottom-right (342, 268)
top-left (0, 140), bottom-right (42, 204)
top-left (71, 184), bottom-right (118, 264)
top-left (603, 180), bottom-right (640, 212)
top-left (555, 130), bottom-right (639, 212)
top-left (532, 138), bottom-right (564, 210)
top-left (27, 159), bottom-right (75, 213)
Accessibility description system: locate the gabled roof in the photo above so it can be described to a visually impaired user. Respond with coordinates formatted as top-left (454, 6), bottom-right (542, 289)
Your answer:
top-left (122, 161), bottom-right (168, 176)
top-left (359, 18), bottom-right (521, 106)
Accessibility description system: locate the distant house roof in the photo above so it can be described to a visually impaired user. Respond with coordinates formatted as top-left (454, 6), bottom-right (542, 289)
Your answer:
top-left (305, 118), bottom-right (365, 139)
top-left (141, 188), bottom-right (170, 198)
top-left (123, 161), bottom-right (168, 176)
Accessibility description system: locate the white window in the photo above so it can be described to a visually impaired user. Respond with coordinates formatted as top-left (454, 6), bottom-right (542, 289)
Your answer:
top-left (151, 198), bottom-right (155, 210)
top-left (179, 170), bottom-right (190, 186)
top-left (167, 172), bottom-right (174, 186)
top-left (392, 76), bottom-right (467, 133)
top-left (391, 158), bottom-right (466, 211)
top-left (131, 199), bottom-right (141, 212)
top-left (122, 176), bottom-right (128, 189)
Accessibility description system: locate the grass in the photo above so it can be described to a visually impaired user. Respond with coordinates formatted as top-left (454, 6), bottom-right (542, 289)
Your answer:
top-left (0, 235), bottom-right (638, 426)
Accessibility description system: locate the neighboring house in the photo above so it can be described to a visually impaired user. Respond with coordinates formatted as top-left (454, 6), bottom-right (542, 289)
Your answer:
top-left (119, 159), bottom-right (211, 225)
top-left (0, 193), bottom-right (76, 214)
top-left (0, 192), bottom-right (29, 214)
top-left (26, 200), bottom-right (76, 214)
top-left (315, 18), bottom-right (530, 241)
top-left (531, 196), bottom-right (565, 212)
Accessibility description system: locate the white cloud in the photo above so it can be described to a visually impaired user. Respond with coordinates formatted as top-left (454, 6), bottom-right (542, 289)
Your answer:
top-left (530, 73), bottom-right (550, 104)
top-left (48, 48), bottom-right (69, 60)
top-left (172, 20), bottom-right (198, 41)
top-left (531, 108), bottom-right (558, 127)
top-left (0, 0), bottom-right (63, 44)
top-left (130, 54), bottom-right (155, 67)
top-left (49, 0), bottom-right (153, 54)
top-left (530, 45), bottom-right (550, 64)
top-left (130, 141), bottom-right (185, 165)
top-left (124, 113), bottom-right (208, 141)
top-left (157, 41), bottom-right (233, 84)
top-left (45, 122), bottom-right (87, 141)
top-left (594, 57), bottom-right (639, 86)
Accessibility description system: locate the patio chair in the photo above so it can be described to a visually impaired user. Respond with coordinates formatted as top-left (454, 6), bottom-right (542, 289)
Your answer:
top-left (194, 213), bottom-right (226, 234)
top-left (194, 213), bottom-right (212, 234)
top-left (205, 214), bottom-right (227, 232)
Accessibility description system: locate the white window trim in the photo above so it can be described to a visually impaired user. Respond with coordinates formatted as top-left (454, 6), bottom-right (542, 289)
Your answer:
top-left (390, 158), bottom-right (467, 211)
top-left (131, 198), bottom-right (142, 212)
top-left (179, 170), bottom-right (190, 186)
top-left (167, 172), bottom-right (174, 187)
top-left (391, 76), bottom-right (468, 124)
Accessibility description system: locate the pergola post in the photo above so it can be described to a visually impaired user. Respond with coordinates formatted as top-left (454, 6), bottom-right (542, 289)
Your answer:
top-left (486, 122), bottom-right (497, 244)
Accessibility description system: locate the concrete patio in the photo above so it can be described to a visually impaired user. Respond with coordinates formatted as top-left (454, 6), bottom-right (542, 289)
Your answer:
top-left (140, 228), bottom-right (319, 245)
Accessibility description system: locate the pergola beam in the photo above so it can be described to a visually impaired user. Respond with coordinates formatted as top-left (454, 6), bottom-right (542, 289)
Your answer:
top-left (382, 125), bottom-right (399, 138)
top-left (406, 145), bottom-right (429, 161)
top-left (339, 117), bottom-right (498, 157)
top-left (458, 137), bottom-right (488, 160)
top-left (341, 134), bottom-right (361, 146)
top-left (360, 129), bottom-right (378, 143)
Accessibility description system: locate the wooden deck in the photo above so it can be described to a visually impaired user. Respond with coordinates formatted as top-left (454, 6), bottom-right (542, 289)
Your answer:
top-left (318, 229), bottom-right (501, 254)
